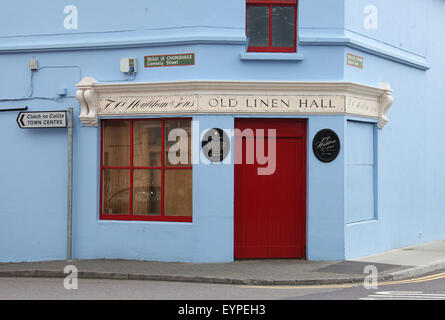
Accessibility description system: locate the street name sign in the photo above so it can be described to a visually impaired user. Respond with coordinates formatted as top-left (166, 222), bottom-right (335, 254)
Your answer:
top-left (17, 110), bottom-right (67, 129)
top-left (347, 53), bottom-right (364, 69)
top-left (144, 53), bottom-right (195, 68)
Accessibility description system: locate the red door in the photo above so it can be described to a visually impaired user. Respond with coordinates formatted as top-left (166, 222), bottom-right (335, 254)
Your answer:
top-left (234, 119), bottom-right (306, 259)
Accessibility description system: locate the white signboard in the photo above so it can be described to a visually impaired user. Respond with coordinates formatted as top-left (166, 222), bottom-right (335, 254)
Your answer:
top-left (17, 111), bottom-right (67, 129)
top-left (75, 79), bottom-right (394, 128)
top-left (98, 95), bottom-right (347, 115)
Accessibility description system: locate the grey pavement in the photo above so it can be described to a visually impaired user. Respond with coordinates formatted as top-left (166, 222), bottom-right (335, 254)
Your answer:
top-left (353, 239), bottom-right (445, 280)
top-left (1, 240), bottom-right (445, 286)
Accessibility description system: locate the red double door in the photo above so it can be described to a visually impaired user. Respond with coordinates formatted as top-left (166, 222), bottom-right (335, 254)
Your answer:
top-left (234, 119), bottom-right (307, 259)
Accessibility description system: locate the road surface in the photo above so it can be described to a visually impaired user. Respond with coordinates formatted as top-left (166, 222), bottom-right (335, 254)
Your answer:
top-left (1, 270), bottom-right (445, 300)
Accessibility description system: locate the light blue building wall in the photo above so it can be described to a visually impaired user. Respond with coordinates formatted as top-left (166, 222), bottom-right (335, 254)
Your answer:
top-left (0, 0), bottom-right (444, 262)
top-left (342, 0), bottom-right (445, 259)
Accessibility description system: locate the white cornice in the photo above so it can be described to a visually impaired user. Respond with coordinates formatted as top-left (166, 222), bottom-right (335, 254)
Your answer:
top-left (76, 78), bottom-right (393, 128)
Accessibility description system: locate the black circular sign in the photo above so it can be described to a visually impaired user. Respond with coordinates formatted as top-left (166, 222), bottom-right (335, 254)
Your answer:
top-left (312, 129), bottom-right (341, 163)
top-left (201, 128), bottom-right (230, 162)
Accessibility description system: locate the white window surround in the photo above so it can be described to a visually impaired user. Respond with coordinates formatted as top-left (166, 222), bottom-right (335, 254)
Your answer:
top-left (76, 78), bottom-right (393, 129)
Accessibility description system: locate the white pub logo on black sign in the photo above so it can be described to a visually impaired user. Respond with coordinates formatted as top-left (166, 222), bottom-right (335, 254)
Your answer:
top-left (312, 129), bottom-right (340, 163)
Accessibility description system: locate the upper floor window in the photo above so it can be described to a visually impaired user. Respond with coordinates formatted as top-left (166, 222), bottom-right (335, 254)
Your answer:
top-left (246, 0), bottom-right (297, 53)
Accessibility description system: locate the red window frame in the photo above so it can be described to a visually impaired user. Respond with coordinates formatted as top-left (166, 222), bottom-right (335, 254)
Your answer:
top-left (100, 118), bottom-right (193, 222)
top-left (246, 0), bottom-right (298, 53)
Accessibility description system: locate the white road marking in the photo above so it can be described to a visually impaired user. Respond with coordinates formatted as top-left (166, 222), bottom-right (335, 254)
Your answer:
top-left (360, 291), bottom-right (445, 300)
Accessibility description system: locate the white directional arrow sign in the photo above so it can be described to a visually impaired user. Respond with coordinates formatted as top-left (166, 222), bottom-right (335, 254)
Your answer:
top-left (17, 111), bottom-right (67, 129)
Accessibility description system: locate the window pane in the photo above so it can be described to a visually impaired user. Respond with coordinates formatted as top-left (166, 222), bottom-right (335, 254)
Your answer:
top-left (247, 6), bottom-right (270, 47)
top-left (102, 169), bottom-right (130, 215)
top-left (103, 120), bottom-right (130, 167)
top-left (272, 6), bottom-right (295, 47)
top-left (165, 119), bottom-right (192, 167)
top-left (134, 120), bottom-right (162, 167)
top-left (164, 170), bottom-right (192, 217)
top-left (133, 169), bottom-right (161, 215)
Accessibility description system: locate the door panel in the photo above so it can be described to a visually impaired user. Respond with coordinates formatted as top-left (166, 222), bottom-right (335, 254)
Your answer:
top-left (234, 119), bottom-right (306, 259)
